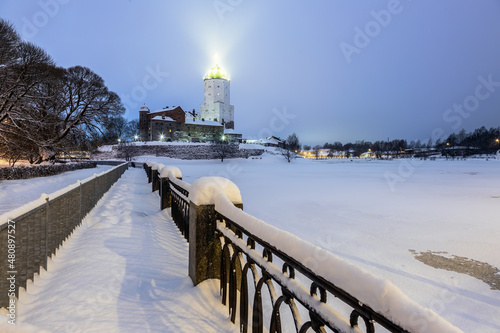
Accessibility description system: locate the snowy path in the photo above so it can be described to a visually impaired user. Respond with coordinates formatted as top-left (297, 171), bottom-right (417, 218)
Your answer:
top-left (8, 168), bottom-right (238, 333)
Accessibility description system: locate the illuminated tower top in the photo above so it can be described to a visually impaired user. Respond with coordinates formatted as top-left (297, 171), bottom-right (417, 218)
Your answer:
top-left (204, 64), bottom-right (229, 81)
top-left (200, 63), bottom-right (234, 129)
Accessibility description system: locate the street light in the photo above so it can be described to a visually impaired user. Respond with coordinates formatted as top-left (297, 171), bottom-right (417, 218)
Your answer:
top-left (134, 135), bottom-right (139, 141)
top-left (117, 138), bottom-right (121, 144)
top-left (160, 134), bottom-right (164, 141)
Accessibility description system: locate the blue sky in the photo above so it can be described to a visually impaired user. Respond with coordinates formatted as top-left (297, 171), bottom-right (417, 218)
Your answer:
top-left (1, 0), bottom-right (499, 145)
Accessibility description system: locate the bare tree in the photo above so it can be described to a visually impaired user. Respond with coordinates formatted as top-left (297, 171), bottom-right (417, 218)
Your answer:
top-left (211, 139), bottom-right (236, 162)
top-left (1, 64), bottom-right (124, 163)
top-left (313, 145), bottom-right (321, 160)
top-left (281, 133), bottom-right (301, 162)
top-left (117, 142), bottom-right (137, 161)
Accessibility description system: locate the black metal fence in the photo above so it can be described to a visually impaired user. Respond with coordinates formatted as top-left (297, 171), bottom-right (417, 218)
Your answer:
top-left (0, 162), bottom-right (128, 309)
top-left (145, 162), bottom-right (460, 333)
top-left (216, 213), bottom-right (406, 333)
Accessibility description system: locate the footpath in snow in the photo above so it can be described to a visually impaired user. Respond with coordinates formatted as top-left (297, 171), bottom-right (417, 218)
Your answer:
top-left (1, 167), bottom-right (238, 333)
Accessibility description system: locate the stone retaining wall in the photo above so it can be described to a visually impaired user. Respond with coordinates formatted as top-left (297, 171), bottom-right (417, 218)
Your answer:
top-left (93, 144), bottom-right (264, 160)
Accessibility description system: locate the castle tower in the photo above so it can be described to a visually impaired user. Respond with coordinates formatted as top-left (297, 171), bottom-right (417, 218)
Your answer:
top-left (200, 64), bottom-right (234, 129)
top-left (138, 104), bottom-right (150, 141)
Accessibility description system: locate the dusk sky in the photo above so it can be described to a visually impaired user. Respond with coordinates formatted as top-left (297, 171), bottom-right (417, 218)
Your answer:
top-left (1, 0), bottom-right (499, 145)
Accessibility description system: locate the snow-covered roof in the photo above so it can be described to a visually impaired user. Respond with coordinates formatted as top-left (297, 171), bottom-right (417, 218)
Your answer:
top-left (224, 128), bottom-right (241, 135)
top-left (151, 106), bottom-right (179, 113)
top-left (246, 139), bottom-right (278, 145)
top-left (151, 116), bottom-right (174, 121)
top-left (184, 118), bottom-right (222, 126)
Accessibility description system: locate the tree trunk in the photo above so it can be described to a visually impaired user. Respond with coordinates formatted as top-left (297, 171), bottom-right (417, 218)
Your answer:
top-left (38, 146), bottom-right (56, 163)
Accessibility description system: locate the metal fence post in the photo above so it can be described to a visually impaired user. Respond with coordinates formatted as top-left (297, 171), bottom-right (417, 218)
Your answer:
top-left (188, 202), bottom-right (220, 285)
top-left (160, 177), bottom-right (171, 210)
top-left (45, 196), bottom-right (49, 269)
top-left (188, 177), bottom-right (243, 286)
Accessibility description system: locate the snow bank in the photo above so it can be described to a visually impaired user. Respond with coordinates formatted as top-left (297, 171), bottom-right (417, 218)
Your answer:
top-left (214, 193), bottom-right (463, 333)
top-left (189, 177), bottom-right (242, 206)
top-left (0, 195), bottom-right (47, 227)
top-left (0, 163), bottom-right (127, 228)
top-left (96, 145), bottom-right (114, 152)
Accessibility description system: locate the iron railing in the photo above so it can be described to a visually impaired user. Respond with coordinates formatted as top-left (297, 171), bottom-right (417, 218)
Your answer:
top-left (145, 162), bottom-right (458, 333)
top-left (169, 179), bottom-right (190, 241)
top-left (216, 213), bottom-right (408, 333)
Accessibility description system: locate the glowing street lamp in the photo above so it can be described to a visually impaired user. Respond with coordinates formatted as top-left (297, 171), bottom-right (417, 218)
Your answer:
top-left (117, 138), bottom-right (121, 144)
top-left (160, 134), bottom-right (164, 141)
top-left (134, 135), bottom-right (139, 141)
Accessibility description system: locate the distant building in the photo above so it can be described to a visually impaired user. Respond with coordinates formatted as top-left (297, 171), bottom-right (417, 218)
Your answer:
top-left (245, 136), bottom-right (283, 147)
top-left (138, 63), bottom-right (242, 142)
top-left (138, 105), bottom-right (223, 142)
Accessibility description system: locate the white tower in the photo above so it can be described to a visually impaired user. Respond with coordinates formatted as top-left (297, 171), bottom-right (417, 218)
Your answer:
top-left (200, 64), bottom-right (234, 129)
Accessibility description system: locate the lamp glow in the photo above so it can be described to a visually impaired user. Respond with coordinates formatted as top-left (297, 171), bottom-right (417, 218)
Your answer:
top-left (204, 64), bottom-right (229, 81)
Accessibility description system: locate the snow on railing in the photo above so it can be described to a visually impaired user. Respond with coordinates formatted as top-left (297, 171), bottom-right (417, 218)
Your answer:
top-left (145, 162), bottom-right (463, 333)
top-left (0, 162), bottom-right (129, 310)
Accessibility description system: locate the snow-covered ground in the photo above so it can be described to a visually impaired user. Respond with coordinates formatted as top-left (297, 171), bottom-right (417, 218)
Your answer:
top-left (138, 152), bottom-right (500, 333)
top-left (0, 168), bottom-right (238, 333)
top-left (1, 152), bottom-right (498, 332)
top-left (0, 165), bottom-right (112, 215)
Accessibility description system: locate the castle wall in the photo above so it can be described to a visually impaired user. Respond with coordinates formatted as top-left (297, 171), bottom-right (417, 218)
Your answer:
top-left (93, 144), bottom-right (263, 160)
